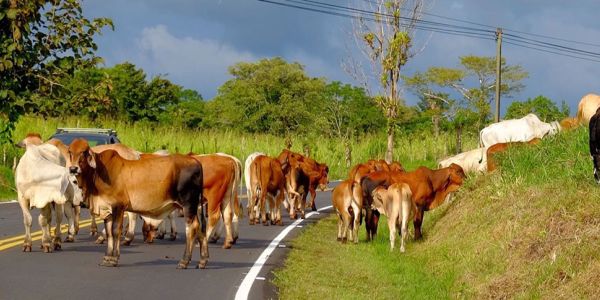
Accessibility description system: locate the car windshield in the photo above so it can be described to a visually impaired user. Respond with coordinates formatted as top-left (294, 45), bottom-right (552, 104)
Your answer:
top-left (51, 134), bottom-right (110, 146)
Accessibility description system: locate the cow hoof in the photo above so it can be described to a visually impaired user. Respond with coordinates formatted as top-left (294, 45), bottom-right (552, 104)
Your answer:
top-left (311, 206), bottom-right (317, 212)
top-left (249, 220), bottom-right (255, 225)
top-left (262, 221), bottom-right (269, 226)
top-left (341, 238), bottom-right (347, 244)
top-left (277, 220), bottom-right (284, 226)
top-left (197, 259), bottom-right (208, 269)
top-left (42, 244), bottom-right (52, 253)
top-left (100, 256), bottom-right (118, 267)
top-left (336, 237), bottom-right (342, 241)
top-left (169, 234), bottom-right (177, 241)
top-left (95, 236), bottom-right (105, 244)
top-left (90, 230), bottom-right (97, 237)
top-left (64, 236), bottom-right (75, 243)
top-left (301, 215), bottom-right (305, 220)
top-left (122, 239), bottom-right (132, 246)
top-left (23, 244), bottom-right (32, 252)
top-left (400, 246), bottom-right (406, 253)
top-left (53, 243), bottom-right (62, 251)
top-left (157, 233), bottom-right (165, 240)
top-left (177, 259), bottom-right (190, 269)
top-left (223, 242), bottom-right (232, 249)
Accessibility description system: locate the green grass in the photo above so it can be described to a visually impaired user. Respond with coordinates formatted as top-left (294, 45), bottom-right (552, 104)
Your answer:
top-left (0, 115), bottom-right (478, 200)
top-left (274, 127), bottom-right (600, 299)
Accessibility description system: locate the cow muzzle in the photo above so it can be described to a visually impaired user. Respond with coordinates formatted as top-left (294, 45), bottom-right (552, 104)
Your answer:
top-left (69, 166), bottom-right (80, 175)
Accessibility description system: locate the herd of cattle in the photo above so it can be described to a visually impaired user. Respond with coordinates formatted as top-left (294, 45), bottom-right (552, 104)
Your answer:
top-left (12, 93), bottom-right (600, 269)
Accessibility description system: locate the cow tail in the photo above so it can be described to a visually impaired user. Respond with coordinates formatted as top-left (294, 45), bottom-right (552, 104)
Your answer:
top-left (478, 129), bottom-right (485, 164)
top-left (347, 205), bottom-right (355, 230)
top-left (232, 159), bottom-right (243, 219)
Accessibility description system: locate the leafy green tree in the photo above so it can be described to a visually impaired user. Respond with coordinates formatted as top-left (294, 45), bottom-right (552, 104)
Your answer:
top-left (505, 95), bottom-right (569, 122)
top-left (404, 55), bottom-right (528, 130)
top-left (0, 0), bottom-right (112, 142)
top-left (322, 81), bottom-right (384, 138)
top-left (208, 57), bottom-right (325, 136)
top-left (160, 89), bottom-right (204, 128)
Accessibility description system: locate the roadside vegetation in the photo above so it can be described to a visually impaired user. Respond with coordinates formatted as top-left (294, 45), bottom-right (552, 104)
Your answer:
top-left (0, 116), bottom-right (479, 201)
top-left (274, 127), bottom-right (600, 299)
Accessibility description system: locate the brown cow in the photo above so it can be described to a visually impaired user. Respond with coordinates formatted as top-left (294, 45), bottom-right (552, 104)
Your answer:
top-left (249, 155), bottom-right (286, 225)
top-left (277, 149), bottom-right (329, 212)
top-left (68, 138), bottom-right (206, 269)
top-left (357, 163), bottom-right (465, 240)
top-left (486, 138), bottom-right (541, 172)
top-left (331, 180), bottom-right (360, 243)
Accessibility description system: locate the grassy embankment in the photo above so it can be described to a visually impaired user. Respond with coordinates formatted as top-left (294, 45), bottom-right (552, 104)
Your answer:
top-left (274, 127), bottom-right (600, 299)
top-left (0, 115), bottom-right (478, 201)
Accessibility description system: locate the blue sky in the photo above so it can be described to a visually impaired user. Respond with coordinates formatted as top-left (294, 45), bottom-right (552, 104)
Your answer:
top-left (83, 0), bottom-right (600, 116)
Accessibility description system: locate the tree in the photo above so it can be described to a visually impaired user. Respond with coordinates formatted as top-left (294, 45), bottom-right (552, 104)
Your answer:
top-left (322, 81), bottom-right (384, 138)
top-left (0, 0), bottom-right (112, 142)
top-left (208, 57), bottom-right (326, 136)
top-left (404, 55), bottom-right (528, 130)
top-left (505, 95), bottom-right (569, 122)
top-left (348, 0), bottom-right (425, 163)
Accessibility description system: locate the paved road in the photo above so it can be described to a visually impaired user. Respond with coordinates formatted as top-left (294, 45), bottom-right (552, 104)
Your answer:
top-left (0, 186), bottom-right (337, 300)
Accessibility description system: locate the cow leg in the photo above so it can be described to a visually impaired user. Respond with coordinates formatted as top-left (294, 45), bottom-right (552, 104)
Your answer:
top-left (90, 214), bottom-right (98, 237)
top-left (388, 212), bottom-right (397, 251)
top-left (111, 208), bottom-right (125, 265)
top-left (63, 203), bottom-right (76, 242)
top-left (178, 206), bottom-right (200, 269)
top-left (309, 188), bottom-right (317, 211)
top-left (364, 208), bottom-right (373, 241)
top-left (300, 192), bottom-right (308, 219)
top-left (39, 204), bottom-right (53, 253)
top-left (260, 191), bottom-right (269, 226)
top-left (221, 200), bottom-right (234, 249)
top-left (350, 202), bottom-right (360, 244)
top-left (275, 190), bottom-right (284, 226)
top-left (372, 210), bottom-right (380, 238)
top-left (123, 212), bottom-right (136, 246)
top-left (336, 212), bottom-right (344, 241)
top-left (196, 207), bottom-right (209, 269)
top-left (169, 211), bottom-right (177, 241)
top-left (19, 196), bottom-right (33, 252)
top-left (74, 205), bottom-right (81, 235)
top-left (52, 203), bottom-right (63, 250)
top-left (101, 215), bottom-right (115, 267)
top-left (231, 204), bottom-right (239, 243)
top-left (413, 207), bottom-right (424, 240)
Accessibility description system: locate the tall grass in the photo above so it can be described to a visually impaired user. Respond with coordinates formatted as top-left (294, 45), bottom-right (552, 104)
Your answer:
top-left (0, 116), bottom-right (479, 200)
top-left (275, 127), bottom-right (600, 298)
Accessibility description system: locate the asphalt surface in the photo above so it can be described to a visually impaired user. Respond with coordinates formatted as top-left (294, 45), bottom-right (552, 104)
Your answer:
top-left (0, 186), bottom-right (337, 300)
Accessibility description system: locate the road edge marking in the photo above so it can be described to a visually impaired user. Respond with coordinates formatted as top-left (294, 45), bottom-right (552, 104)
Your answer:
top-left (234, 205), bottom-right (333, 300)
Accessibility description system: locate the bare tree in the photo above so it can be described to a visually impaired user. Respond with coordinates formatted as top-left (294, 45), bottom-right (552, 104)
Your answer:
top-left (344, 0), bottom-right (426, 163)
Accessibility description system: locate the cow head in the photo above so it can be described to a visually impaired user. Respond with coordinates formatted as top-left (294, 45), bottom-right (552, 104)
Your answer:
top-left (317, 164), bottom-right (329, 191)
top-left (371, 186), bottom-right (387, 214)
top-left (68, 138), bottom-right (96, 175)
top-left (549, 121), bottom-right (561, 135)
top-left (428, 163), bottom-right (466, 210)
top-left (16, 133), bottom-right (43, 148)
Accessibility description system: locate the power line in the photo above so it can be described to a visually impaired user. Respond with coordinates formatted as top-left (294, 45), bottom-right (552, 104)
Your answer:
top-left (258, 0), bottom-right (600, 62)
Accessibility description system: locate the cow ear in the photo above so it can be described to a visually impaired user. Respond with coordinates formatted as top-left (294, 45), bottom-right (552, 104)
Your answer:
top-left (87, 149), bottom-right (96, 169)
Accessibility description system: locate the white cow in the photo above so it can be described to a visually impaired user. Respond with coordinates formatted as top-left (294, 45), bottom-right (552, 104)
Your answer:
top-left (479, 113), bottom-right (560, 148)
top-left (438, 147), bottom-right (488, 174)
top-left (15, 142), bottom-right (71, 252)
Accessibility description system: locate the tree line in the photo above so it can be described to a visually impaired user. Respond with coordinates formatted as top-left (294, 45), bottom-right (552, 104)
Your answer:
top-left (1, 1), bottom-right (570, 147)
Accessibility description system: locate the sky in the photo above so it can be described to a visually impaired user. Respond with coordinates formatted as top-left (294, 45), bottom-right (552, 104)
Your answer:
top-left (82, 0), bottom-right (600, 116)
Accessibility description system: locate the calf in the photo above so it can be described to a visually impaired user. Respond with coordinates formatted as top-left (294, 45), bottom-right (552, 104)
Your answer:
top-left (331, 180), bottom-right (360, 243)
top-left (249, 155), bottom-right (286, 225)
top-left (372, 183), bottom-right (413, 252)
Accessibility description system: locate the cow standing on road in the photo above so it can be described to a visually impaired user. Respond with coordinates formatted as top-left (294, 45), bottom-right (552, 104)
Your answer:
top-left (68, 139), bottom-right (206, 269)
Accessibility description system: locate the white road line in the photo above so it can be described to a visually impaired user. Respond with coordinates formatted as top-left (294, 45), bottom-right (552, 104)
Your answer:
top-left (0, 200), bottom-right (16, 204)
top-left (234, 205), bottom-right (333, 300)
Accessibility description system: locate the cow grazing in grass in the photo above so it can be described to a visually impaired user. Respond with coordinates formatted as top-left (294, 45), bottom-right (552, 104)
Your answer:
top-left (331, 180), bottom-right (360, 243)
top-left (479, 113), bottom-right (559, 148)
top-left (486, 138), bottom-right (541, 172)
top-left (372, 183), bottom-right (413, 252)
top-left (438, 147), bottom-right (488, 174)
top-left (578, 93), bottom-right (600, 126)
top-left (589, 107), bottom-right (600, 183)
top-left (68, 138), bottom-right (206, 269)
top-left (358, 164), bottom-right (465, 241)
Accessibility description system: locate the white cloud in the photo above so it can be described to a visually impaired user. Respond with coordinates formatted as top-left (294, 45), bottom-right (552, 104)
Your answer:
top-left (133, 25), bottom-right (258, 98)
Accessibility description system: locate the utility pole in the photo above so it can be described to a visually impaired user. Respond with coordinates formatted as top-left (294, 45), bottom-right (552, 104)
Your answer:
top-left (495, 27), bottom-right (503, 122)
